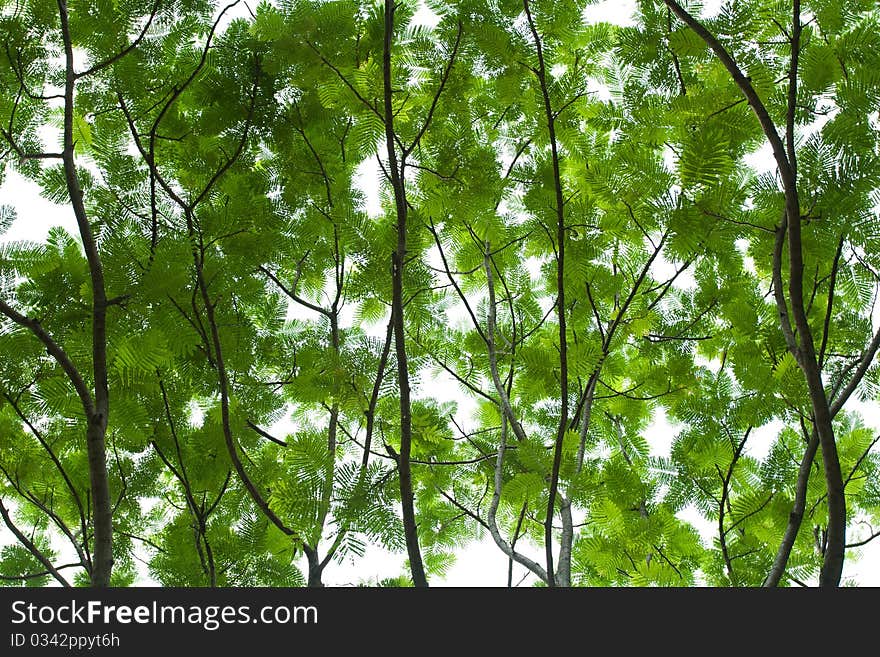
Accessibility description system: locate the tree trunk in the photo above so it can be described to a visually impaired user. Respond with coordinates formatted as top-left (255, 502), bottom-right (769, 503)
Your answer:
top-left (382, 0), bottom-right (427, 588)
top-left (523, 0), bottom-right (569, 586)
top-left (663, 0), bottom-right (847, 589)
top-left (85, 420), bottom-right (113, 587)
top-left (59, 0), bottom-right (113, 587)
top-left (304, 546), bottom-right (324, 588)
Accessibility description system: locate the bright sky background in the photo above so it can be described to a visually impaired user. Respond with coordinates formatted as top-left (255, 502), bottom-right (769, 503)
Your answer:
top-left (1, 0), bottom-right (878, 587)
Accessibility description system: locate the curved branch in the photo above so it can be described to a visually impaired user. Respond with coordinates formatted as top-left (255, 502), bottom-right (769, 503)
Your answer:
top-left (486, 417), bottom-right (549, 583)
top-left (0, 497), bottom-right (72, 587)
top-left (0, 300), bottom-right (95, 416)
top-left (75, 0), bottom-right (163, 79)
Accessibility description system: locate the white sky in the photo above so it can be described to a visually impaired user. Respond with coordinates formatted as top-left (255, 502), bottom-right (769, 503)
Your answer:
top-left (1, 0), bottom-right (878, 587)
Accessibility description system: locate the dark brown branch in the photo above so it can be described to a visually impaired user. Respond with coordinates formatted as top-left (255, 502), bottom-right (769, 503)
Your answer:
top-left (772, 219), bottom-right (800, 356)
top-left (725, 493), bottom-right (774, 536)
top-left (57, 0), bottom-right (115, 587)
top-left (382, 0), bottom-right (427, 587)
top-left (829, 326), bottom-right (880, 417)
top-left (292, 105), bottom-right (333, 209)
top-left (696, 205), bottom-right (774, 233)
top-left (246, 421), bottom-right (288, 447)
top-left (189, 68), bottom-right (259, 210)
top-left (818, 235), bottom-right (845, 369)
top-left (764, 430), bottom-right (819, 587)
top-left (522, 0), bottom-right (570, 585)
top-left (435, 487), bottom-right (490, 531)
top-left (116, 0), bottom-right (243, 214)
top-left (363, 317), bottom-right (394, 469)
top-left (403, 20), bottom-right (463, 158)
top-left (1, 389), bottom-right (90, 566)
top-left (846, 528), bottom-right (880, 549)
top-left (75, 0), bottom-right (163, 78)
top-left (664, 0), bottom-right (847, 590)
top-left (197, 261), bottom-right (298, 540)
top-left (426, 218), bottom-right (490, 346)
top-left (508, 502), bottom-right (528, 587)
top-left (113, 529), bottom-right (167, 554)
top-left (306, 41), bottom-right (384, 123)
top-left (652, 543), bottom-right (683, 579)
top-left (0, 562), bottom-right (81, 582)
top-left (258, 264), bottom-right (329, 318)
top-left (0, 497), bottom-right (72, 587)
top-left (0, 300), bottom-right (95, 416)
top-left (0, 127), bottom-right (63, 161)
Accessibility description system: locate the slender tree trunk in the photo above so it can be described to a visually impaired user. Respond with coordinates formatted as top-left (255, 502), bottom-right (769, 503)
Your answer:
top-left (663, 0), bottom-right (846, 588)
top-left (304, 546), bottom-right (325, 588)
top-left (776, 0), bottom-right (845, 588)
top-left (523, 0), bottom-right (569, 586)
top-left (85, 420), bottom-right (112, 586)
top-left (765, 430), bottom-right (820, 587)
top-left (363, 319), bottom-right (394, 468)
top-left (806, 376), bottom-right (845, 586)
top-left (58, 0), bottom-right (113, 587)
top-left (203, 532), bottom-right (217, 587)
top-left (382, 0), bottom-right (427, 587)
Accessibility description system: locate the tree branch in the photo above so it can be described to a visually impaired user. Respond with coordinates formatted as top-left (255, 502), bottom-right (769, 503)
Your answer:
top-left (0, 497), bottom-right (72, 587)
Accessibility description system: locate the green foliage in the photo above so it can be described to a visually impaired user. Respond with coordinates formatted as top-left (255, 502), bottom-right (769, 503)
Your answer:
top-left (0, 0), bottom-right (878, 588)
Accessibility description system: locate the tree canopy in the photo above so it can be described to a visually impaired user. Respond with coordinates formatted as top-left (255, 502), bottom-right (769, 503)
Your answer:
top-left (1, 0), bottom-right (879, 588)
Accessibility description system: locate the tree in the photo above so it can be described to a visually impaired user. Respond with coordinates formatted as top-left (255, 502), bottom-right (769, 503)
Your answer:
top-left (1, 0), bottom-right (878, 588)
top-left (654, 0), bottom-right (880, 587)
top-left (0, 0), bottom-right (189, 587)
